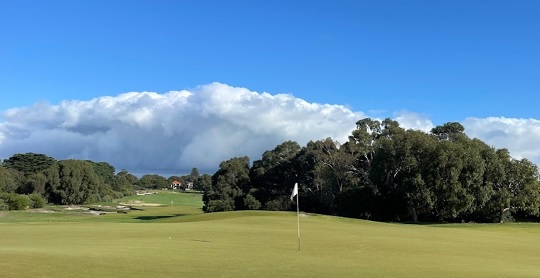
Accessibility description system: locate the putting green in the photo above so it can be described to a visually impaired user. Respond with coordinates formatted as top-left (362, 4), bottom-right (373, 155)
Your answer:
top-left (1, 211), bottom-right (540, 277)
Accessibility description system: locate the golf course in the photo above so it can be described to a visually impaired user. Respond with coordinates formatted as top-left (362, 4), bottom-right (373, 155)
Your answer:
top-left (1, 191), bottom-right (540, 277)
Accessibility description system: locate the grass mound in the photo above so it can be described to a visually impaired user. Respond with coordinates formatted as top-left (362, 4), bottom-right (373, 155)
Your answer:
top-left (1, 192), bottom-right (540, 277)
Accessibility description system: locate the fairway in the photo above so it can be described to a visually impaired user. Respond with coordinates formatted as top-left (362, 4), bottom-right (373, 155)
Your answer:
top-left (1, 193), bottom-right (540, 277)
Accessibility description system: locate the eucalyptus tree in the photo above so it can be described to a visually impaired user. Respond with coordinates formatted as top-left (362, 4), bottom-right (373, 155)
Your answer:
top-left (204, 156), bottom-right (250, 212)
top-left (249, 141), bottom-right (301, 210)
top-left (299, 138), bottom-right (345, 214)
top-left (427, 136), bottom-right (470, 221)
top-left (368, 120), bottom-right (438, 222)
top-left (486, 149), bottom-right (540, 222)
top-left (349, 118), bottom-right (382, 172)
top-left (427, 123), bottom-right (492, 222)
top-left (431, 122), bottom-right (465, 141)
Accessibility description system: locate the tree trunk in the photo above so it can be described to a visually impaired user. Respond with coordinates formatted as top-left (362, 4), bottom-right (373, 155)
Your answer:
top-left (499, 207), bottom-right (510, 223)
top-left (410, 207), bottom-right (418, 223)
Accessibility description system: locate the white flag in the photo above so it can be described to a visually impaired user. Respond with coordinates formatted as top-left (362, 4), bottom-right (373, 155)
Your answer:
top-left (290, 183), bottom-right (298, 200)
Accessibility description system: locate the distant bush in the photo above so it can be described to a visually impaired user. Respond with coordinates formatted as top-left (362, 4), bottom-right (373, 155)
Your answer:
top-left (0, 193), bottom-right (30, 210)
top-left (243, 194), bottom-right (261, 210)
top-left (29, 194), bottom-right (46, 208)
top-left (264, 198), bottom-right (289, 211)
top-left (0, 199), bottom-right (8, 211)
top-left (205, 199), bottom-right (234, 212)
top-left (112, 191), bottom-right (125, 199)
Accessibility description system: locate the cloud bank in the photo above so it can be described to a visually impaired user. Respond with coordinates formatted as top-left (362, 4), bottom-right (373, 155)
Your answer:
top-left (0, 83), bottom-right (363, 174)
top-left (1, 83), bottom-right (539, 175)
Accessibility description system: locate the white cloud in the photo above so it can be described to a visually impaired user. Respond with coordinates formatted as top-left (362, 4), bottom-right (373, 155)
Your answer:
top-left (0, 83), bottom-right (364, 175)
top-left (2, 83), bottom-right (540, 175)
top-left (463, 117), bottom-right (540, 163)
top-left (394, 114), bottom-right (540, 166)
top-left (394, 111), bottom-right (434, 132)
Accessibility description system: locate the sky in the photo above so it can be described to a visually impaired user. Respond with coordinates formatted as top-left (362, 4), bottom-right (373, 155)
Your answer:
top-left (1, 0), bottom-right (540, 175)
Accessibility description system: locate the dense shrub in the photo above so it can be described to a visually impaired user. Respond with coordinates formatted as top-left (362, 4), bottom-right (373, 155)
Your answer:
top-left (264, 197), bottom-right (290, 211)
top-left (112, 191), bottom-right (125, 200)
top-left (0, 199), bottom-right (8, 211)
top-left (0, 193), bottom-right (30, 210)
top-left (204, 199), bottom-right (234, 212)
top-left (29, 194), bottom-right (46, 208)
top-left (243, 194), bottom-right (261, 210)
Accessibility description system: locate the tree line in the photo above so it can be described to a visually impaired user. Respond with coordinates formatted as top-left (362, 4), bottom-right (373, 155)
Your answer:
top-left (2, 117), bottom-right (539, 223)
top-left (203, 118), bottom-right (540, 223)
top-left (0, 153), bottom-right (209, 210)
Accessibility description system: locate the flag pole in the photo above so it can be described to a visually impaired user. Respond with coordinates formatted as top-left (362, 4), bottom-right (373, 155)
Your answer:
top-left (291, 182), bottom-right (300, 251)
top-left (296, 190), bottom-right (300, 251)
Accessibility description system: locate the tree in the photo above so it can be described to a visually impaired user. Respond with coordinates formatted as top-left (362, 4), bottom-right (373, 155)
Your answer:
top-left (3, 153), bottom-right (57, 195)
top-left (204, 156), bottom-right (250, 212)
top-left (299, 138), bottom-right (359, 214)
top-left (196, 174), bottom-right (212, 191)
top-left (349, 118), bottom-right (382, 171)
top-left (46, 160), bottom-right (111, 205)
top-left (486, 150), bottom-right (540, 223)
top-left (431, 122), bottom-right (465, 141)
top-left (369, 128), bottom-right (437, 222)
top-left (0, 166), bottom-right (17, 193)
top-left (89, 161), bottom-right (116, 187)
top-left (137, 174), bottom-right (168, 189)
top-left (0, 193), bottom-right (30, 210)
top-left (250, 141), bottom-right (301, 210)
top-left (18, 172), bottom-right (48, 195)
top-left (190, 167), bottom-right (200, 181)
top-left (3, 153), bottom-right (56, 175)
top-left (113, 170), bottom-right (137, 196)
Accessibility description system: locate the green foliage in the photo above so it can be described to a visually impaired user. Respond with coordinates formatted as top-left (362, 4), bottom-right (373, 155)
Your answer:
top-left (0, 199), bottom-right (7, 211)
top-left (18, 172), bottom-right (48, 195)
top-left (190, 167), bottom-right (200, 181)
top-left (137, 174), bottom-right (168, 189)
top-left (29, 193), bottom-right (46, 208)
top-left (3, 153), bottom-right (56, 175)
top-left (250, 141), bottom-right (301, 210)
top-left (0, 192), bottom-right (30, 210)
top-left (196, 174), bottom-right (211, 191)
top-left (4, 117), bottom-right (540, 224)
top-left (0, 166), bottom-right (17, 193)
top-left (205, 199), bottom-right (235, 212)
top-left (113, 170), bottom-right (137, 195)
top-left (47, 160), bottom-right (112, 205)
top-left (203, 156), bottom-right (250, 212)
top-left (89, 161), bottom-right (116, 186)
top-left (263, 197), bottom-right (290, 211)
top-left (243, 194), bottom-right (261, 210)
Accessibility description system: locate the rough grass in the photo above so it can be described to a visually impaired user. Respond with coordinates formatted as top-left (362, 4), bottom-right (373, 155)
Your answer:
top-left (1, 192), bottom-right (540, 277)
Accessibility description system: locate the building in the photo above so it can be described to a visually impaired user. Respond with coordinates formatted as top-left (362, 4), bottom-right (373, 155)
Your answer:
top-left (171, 180), bottom-right (182, 190)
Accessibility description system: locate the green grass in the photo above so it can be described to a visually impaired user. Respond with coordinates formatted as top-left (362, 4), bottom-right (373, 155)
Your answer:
top-left (0, 191), bottom-right (204, 223)
top-left (119, 190), bottom-right (204, 207)
top-left (1, 192), bottom-right (540, 277)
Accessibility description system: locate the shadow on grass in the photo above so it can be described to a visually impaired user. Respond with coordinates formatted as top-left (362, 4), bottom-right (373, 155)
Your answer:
top-left (134, 214), bottom-right (188, 221)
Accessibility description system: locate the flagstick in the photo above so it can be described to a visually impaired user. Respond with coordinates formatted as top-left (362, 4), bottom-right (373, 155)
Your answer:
top-left (296, 192), bottom-right (300, 251)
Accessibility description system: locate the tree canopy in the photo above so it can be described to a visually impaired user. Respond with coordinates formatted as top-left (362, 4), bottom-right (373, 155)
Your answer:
top-left (202, 118), bottom-right (540, 223)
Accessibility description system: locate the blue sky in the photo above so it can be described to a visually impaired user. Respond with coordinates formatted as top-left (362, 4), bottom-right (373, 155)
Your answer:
top-left (1, 1), bottom-right (540, 174)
